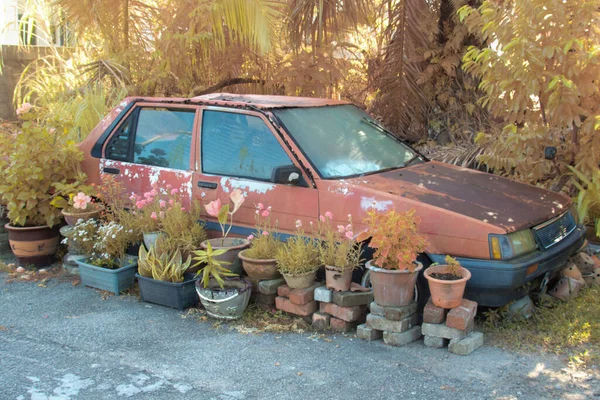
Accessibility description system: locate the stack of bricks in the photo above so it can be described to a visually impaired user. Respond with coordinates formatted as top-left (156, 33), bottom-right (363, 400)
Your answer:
top-left (421, 298), bottom-right (484, 355)
top-left (275, 283), bottom-right (321, 321)
top-left (251, 277), bottom-right (285, 311)
top-left (357, 301), bottom-right (421, 346)
top-left (311, 285), bottom-right (373, 332)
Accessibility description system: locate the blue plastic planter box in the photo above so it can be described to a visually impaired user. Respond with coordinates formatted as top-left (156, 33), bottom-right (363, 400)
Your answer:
top-left (136, 273), bottom-right (199, 310)
top-left (76, 257), bottom-right (138, 295)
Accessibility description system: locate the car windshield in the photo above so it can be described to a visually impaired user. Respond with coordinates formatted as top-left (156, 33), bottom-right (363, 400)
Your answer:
top-left (273, 105), bottom-right (419, 178)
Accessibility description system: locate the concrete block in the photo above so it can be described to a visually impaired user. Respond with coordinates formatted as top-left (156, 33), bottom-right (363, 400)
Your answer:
top-left (383, 326), bottom-right (421, 347)
top-left (320, 302), bottom-right (367, 323)
top-left (314, 286), bottom-right (333, 303)
top-left (258, 278), bottom-right (285, 295)
top-left (311, 312), bottom-right (330, 330)
top-left (255, 293), bottom-right (277, 305)
top-left (275, 297), bottom-right (317, 317)
top-left (356, 323), bottom-right (382, 341)
top-left (366, 313), bottom-right (417, 333)
top-left (423, 298), bottom-right (446, 324)
top-left (423, 335), bottom-right (448, 348)
top-left (331, 290), bottom-right (373, 307)
top-left (421, 320), bottom-right (473, 341)
top-left (446, 299), bottom-right (478, 331)
top-left (449, 331), bottom-right (484, 356)
top-left (369, 301), bottom-right (417, 321)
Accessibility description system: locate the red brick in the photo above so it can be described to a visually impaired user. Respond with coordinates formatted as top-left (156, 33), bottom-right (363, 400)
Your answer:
top-left (320, 302), bottom-right (367, 322)
top-left (446, 299), bottom-right (478, 331)
top-left (276, 283), bottom-right (321, 305)
top-left (423, 298), bottom-right (447, 324)
top-left (312, 312), bottom-right (330, 330)
top-left (329, 317), bottom-right (359, 332)
top-left (275, 296), bottom-right (317, 317)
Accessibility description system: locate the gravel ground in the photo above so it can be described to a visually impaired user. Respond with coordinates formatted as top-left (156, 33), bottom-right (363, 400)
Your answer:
top-left (0, 267), bottom-right (599, 400)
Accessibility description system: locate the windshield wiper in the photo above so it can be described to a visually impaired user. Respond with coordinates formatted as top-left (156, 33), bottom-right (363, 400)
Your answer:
top-left (361, 117), bottom-right (386, 132)
top-left (401, 154), bottom-right (423, 168)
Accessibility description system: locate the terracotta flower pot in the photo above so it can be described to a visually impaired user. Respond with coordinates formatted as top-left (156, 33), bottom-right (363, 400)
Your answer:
top-left (281, 271), bottom-right (317, 289)
top-left (200, 238), bottom-right (250, 276)
top-left (5, 223), bottom-right (60, 267)
top-left (325, 266), bottom-right (353, 292)
top-left (238, 250), bottom-right (280, 280)
top-left (367, 260), bottom-right (422, 307)
top-left (61, 208), bottom-right (102, 226)
top-left (424, 265), bottom-right (471, 309)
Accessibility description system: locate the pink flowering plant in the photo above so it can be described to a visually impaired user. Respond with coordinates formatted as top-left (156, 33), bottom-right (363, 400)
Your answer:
top-left (204, 188), bottom-right (245, 244)
top-left (275, 219), bottom-right (320, 276)
top-left (244, 203), bottom-right (282, 259)
top-left (316, 212), bottom-right (361, 272)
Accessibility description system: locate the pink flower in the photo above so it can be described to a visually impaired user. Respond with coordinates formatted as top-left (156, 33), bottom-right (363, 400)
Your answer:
top-left (171, 188), bottom-right (179, 195)
top-left (345, 231), bottom-right (354, 239)
top-left (325, 211), bottom-right (333, 219)
top-left (204, 198), bottom-right (222, 217)
top-left (136, 200), bottom-right (146, 209)
top-left (295, 220), bottom-right (302, 229)
top-left (169, 199), bottom-right (174, 206)
top-left (319, 215), bottom-right (326, 222)
top-left (16, 102), bottom-right (32, 116)
top-left (247, 234), bottom-right (254, 240)
top-left (72, 192), bottom-right (91, 210)
top-left (257, 203), bottom-right (264, 210)
top-left (166, 184), bottom-right (173, 190)
top-left (151, 189), bottom-right (158, 196)
top-left (255, 210), bottom-right (260, 215)
top-left (346, 224), bottom-right (352, 232)
top-left (144, 192), bottom-right (153, 199)
top-left (159, 200), bottom-right (166, 208)
top-left (229, 189), bottom-right (245, 213)
top-left (129, 195), bottom-right (137, 201)
top-left (181, 207), bottom-right (186, 211)
top-left (262, 231), bottom-right (269, 236)
top-left (261, 210), bottom-right (270, 217)
top-left (337, 225), bottom-right (346, 233)
top-left (150, 212), bottom-right (158, 220)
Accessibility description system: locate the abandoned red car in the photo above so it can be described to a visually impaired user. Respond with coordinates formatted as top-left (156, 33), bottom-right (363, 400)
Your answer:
top-left (79, 94), bottom-right (585, 307)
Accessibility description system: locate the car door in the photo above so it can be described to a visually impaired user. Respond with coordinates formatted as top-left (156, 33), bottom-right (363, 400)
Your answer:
top-left (199, 107), bottom-right (319, 236)
top-left (99, 103), bottom-right (200, 203)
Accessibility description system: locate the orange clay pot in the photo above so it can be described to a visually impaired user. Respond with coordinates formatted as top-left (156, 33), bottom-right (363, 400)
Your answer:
top-left (424, 265), bottom-right (471, 309)
top-left (238, 250), bottom-right (280, 280)
top-left (367, 260), bottom-right (422, 307)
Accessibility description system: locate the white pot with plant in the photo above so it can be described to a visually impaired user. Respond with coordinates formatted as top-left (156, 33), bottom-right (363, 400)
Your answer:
top-left (238, 203), bottom-right (282, 280)
top-left (200, 189), bottom-right (249, 275)
top-left (275, 219), bottom-right (320, 289)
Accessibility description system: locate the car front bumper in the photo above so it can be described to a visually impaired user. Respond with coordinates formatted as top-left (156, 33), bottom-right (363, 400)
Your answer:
top-left (428, 225), bottom-right (586, 307)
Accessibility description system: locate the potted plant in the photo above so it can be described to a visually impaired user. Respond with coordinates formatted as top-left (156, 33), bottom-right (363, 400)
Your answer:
top-left (357, 208), bottom-right (428, 307)
top-left (275, 219), bottom-right (320, 289)
top-left (193, 242), bottom-right (252, 319)
top-left (130, 185), bottom-right (167, 248)
top-left (75, 220), bottom-right (138, 294)
top-left (136, 237), bottom-right (198, 310)
top-left (317, 212), bottom-right (361, 292)
top-left (424, 255), bottom-right (472, 309)
top-left (56, 191), bottom-right (103, 226)
top-left (238, 203), bottom-right (282, 280)
top-left (0, 107), bottom-right (85, 267)
top-left (201, 188), bottom-right (249, 275)
top-left (60, 218), bottom-right (99, 272)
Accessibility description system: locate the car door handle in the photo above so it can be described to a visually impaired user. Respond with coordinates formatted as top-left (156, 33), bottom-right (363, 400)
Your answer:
top-left (197, 181), bottom-right (218, 189)
top-left (103, 167), bottom-right (120, 175)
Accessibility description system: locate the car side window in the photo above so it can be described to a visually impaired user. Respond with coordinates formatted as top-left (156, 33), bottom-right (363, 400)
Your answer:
top-left (201, 110), bottom-right (293, 181)
top-left (105, 107), bottom-right (195, 170)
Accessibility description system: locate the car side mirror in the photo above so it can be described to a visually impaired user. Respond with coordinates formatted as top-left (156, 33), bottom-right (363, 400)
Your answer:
top-left (544, 146), bottom-right (557, 160)
top-left (272, 165), bottom-right (302, 185)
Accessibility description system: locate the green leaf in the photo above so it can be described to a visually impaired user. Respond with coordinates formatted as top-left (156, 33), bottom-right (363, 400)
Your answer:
top-left (217, 204), bottom-right (230, 225)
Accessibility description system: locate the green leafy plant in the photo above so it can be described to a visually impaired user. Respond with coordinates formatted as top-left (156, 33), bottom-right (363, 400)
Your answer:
top-left (244, 203), bottom-right (281, 259)
top-left (357, 208), bottom-right (428, 271)
top-left (192, 241), bottom-right (237, 288)
top-left (0, 110), bottom-right (85, 227)
top-left (275, 220), bottom-right (320, 276)
top-left (138, 244), bottom-right (192, 283)
top-left (444, 255), bottom-right (462, 276)
top-left (569, 166), bottom-right (600, 237)
top-left (316, 211), bottom-right (361, 272)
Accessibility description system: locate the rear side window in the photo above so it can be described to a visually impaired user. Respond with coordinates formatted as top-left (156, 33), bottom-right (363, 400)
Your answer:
top-left (201, 110), bottom-right (292, 180)
top-left (105, 107), bottom-right (195, 170)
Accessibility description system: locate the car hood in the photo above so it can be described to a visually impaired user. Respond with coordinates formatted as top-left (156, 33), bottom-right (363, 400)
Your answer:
top-left (345, 161), bottom-right (570, 232)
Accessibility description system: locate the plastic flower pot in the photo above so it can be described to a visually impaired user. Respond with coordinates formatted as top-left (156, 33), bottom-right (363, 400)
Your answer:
top-left (423, 265), bottom-right (471, 309)
top-left (281, 271), bottom-right (317, 289)
top-left (325, 266), bottom-right (353, 292)
top-left (200, 238), bottom-right (250, 276)
top-left (195, 278), bottom-right (252, 320)
top-left (367, 260), bottom-right (423, 307)
top-left (238, 249), bottom-right (280, 280)
top-left (137, 273), bottom-right (199, 310)
top-left (5, 223), bottom-right (60, 267)
top-left (76, 256), bottom-right (138, 295)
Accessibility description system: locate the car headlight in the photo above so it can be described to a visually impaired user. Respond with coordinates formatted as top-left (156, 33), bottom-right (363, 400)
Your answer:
top-left (489, 229), bottom-right (537, 260)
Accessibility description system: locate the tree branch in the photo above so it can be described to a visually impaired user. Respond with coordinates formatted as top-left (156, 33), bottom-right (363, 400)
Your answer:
top-left (190, 78), bottom-right (266, 97)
